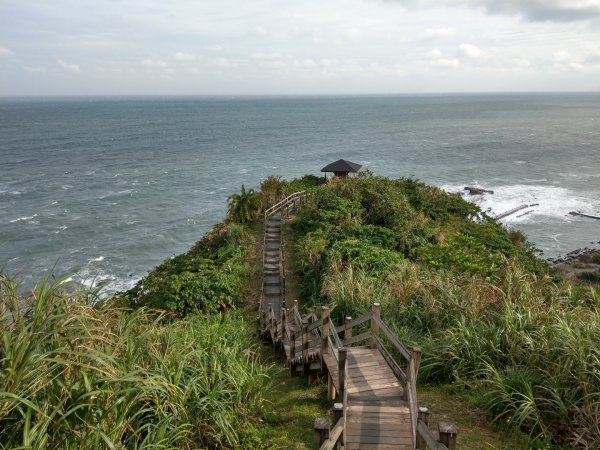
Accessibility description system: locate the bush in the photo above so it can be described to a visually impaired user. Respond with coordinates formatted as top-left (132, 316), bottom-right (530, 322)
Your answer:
top-left (580, 270), bottom-right (600, 283)
top-left (127, 223), bottom-right (252, 315)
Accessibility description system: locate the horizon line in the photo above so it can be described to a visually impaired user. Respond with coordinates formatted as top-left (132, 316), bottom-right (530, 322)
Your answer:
top-left (1, 89), bottom-right (600, 99)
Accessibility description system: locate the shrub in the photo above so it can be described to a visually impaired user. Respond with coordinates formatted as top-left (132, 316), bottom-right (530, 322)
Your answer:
top-left (127, 223), bottom-right (252, 315)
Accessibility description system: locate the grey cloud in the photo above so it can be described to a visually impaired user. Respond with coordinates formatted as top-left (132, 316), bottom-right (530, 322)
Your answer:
top-left (471, 0), bottom-right (600, 22)
top-left (381, 0), bottom-right (600, 22)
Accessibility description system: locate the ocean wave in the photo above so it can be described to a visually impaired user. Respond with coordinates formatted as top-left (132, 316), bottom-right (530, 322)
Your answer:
top-left (10, 214), bottom-right (38, 223)
top-left (441, 183), bottom-right (598, 225)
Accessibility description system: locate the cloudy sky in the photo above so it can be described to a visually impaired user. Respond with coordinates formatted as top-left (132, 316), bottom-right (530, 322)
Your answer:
top-left (1, 0), bottom-right (600, 96)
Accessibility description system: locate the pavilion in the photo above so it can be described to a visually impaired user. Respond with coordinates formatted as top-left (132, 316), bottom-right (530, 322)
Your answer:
top-left (320, 159), bottom-right (362, 179)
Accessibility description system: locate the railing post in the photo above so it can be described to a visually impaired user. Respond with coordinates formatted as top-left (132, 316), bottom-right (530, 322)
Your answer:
top-left (370, 302), bottom-right (381, 349)
top-left (338, 348), bottom-right (347, 401)
top-left (416, 406), bottom-right (430, 450)
top-left (313, 418), bottom-right (329, 449)
top-left (281, 308), bottom-right (287, 341)
top-left (332, 402), bottom-right (344, 446)
top-left (302, 319), bottom-right (309, 360)
top-left (332, 402), bottom-right (344, 424)
top-left (269, 303), bottom-right (274, 337)
top-left (438, 422), bottom-right (458, 450)
top-left (290, 329), bottom-right (296, 360)
top-left (321, 306), bottom-right (330, 355)
top-left (327, 373), bottom-right (336, 402)
top-left (404, 347), bottom-right (421, 402)
top-left (412, 347), bottom-right (422, 380)
top-left (344, 316), bottom-right (352, 345)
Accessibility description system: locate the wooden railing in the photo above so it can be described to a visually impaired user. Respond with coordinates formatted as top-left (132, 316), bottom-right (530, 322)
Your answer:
top-left (263, 190), bottom-right (306, 221)
top-left (260, 191), bottom-right (457, 449)
top-left (301, 303), bottom-right (457, 450)
top-left (259, 191), bottom-right (307, 331)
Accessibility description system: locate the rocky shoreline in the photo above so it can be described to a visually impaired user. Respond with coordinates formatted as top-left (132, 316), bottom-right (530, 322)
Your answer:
top-left (547, 244), bottom-right (600, 283)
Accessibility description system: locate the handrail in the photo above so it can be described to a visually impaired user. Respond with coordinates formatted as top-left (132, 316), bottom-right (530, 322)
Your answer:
top-left (328, 318), bottom-right (343, 349)
top-left (307, 317), bottom-right (323, 332)
top-left (267, 298), bottom-right (456, 449)
top-left (334, 311), bottom-right (372, 333)
top-left (371, 313), bottom-right (411, 361)
top-left (374, 334), bottom-right (407, 383)
top-left (318, 417), bottom-right (344, 450)
top-left (264, 190), bottom-right (306, 219)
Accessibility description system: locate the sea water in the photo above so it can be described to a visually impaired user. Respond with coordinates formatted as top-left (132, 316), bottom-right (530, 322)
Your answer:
top-left (1, 94), bottom-right (599, 296)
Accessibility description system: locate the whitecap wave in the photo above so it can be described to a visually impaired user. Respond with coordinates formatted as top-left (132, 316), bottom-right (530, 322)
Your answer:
top-left (441, 183), bottom-right (598, 225)
top-left (10, 214), bottom-right (38, 223)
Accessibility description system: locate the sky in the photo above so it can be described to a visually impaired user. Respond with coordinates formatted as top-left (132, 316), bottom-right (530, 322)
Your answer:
top-left (1, 0), bottom-right (600, 96)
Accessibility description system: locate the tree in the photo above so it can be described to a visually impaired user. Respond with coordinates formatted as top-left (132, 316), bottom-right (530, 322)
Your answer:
top-left (227, 184), bottom-right (259, 223)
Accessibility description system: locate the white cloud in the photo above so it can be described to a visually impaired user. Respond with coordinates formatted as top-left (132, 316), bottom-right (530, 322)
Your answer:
top-left (141, 58), bottom-right (168, 68)
top-left (22, 65), bottom-right (46, 73)
top-left (173, 52), bottom-right (202, 61)
top-left (426, 49), bottom-right (460, 68)
top-left (0, 46), bottom-right (14, 57)
top-left (459, 43), bottom-right (483, 59)
top-left (422, 28), bottom-right (456, 39)
top-left (58, 59), bottom-right (81, 72)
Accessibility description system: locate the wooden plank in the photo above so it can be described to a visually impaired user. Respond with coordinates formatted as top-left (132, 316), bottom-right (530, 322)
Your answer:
top-left (346, 418), bottom-right (411, 432)
top-left (418, 420), bottom-right (448, 450)
top-left (346, 434), bottom-right (410, 444)
top-left (346, 413), bottom-right (411, 428)
top-left (347, 405), bottom-right (410, 414)
top-left (343, 330), bottom-right (372, 346)
top-left (371, 315), bottom-right (411, 361)
top-left (346, 444), bottom-right (413, 450)
top-left (345, 427), bottom-right (412, 438)
top-left (336, 312), bottom-right (372, 333)
top-left (347, 359), bottom-right (387, 369)
top-left (318, 418), bottom-right (344, 450)
top-left (347, 382), bottom-right (401, 394)
top-left (375, 335), bottom-right (408, 384)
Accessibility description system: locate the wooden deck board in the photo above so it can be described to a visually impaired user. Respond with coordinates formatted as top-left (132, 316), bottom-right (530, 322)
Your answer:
top-left (342, 348), bottom-right (414, 448)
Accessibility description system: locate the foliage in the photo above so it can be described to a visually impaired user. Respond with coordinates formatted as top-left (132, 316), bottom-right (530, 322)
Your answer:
top-left (259, 175), bottom-right (283, 209)
top-left (418, 232), bottom-right (504, 280)
top-left (126, 222), bottom-right (252, 315)
top-left (228, 184), bottom-right (261, 223)
top-left (579, 270), bottom-right (600, 283)
top-left (288, 173), bottom-right (600, 447)
top-left (0, 274), bottom-right (272, 449)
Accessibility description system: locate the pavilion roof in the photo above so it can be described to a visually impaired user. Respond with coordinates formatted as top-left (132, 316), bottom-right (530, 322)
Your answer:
top-left (320, 159), bottom-right (362, 173)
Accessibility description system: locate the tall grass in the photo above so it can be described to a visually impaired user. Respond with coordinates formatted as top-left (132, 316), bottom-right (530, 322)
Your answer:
top-left (318, 258), bottom-right (600, 448)
top-left (0, 273), bottom-right (271, 449)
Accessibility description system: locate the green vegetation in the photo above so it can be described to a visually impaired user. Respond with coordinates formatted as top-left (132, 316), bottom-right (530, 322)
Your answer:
top-left (285, 172), bottom-right (599, 449)
top-left (579, 269), bottom-right (600, 283)
top-left (126, 222), bottom-right (252, 315)
top-left (227, 184), bottom-right (261, 223)
top-left (3, 171), bottom-right (597, 449)
top-left (0, 274), bottom-right (271, 449)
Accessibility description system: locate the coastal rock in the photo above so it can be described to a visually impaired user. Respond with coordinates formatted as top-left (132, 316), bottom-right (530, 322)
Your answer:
top-left (464, 186), bottom-right (494, 195)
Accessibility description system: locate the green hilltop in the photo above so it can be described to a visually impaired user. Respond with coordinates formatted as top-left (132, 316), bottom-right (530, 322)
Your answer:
top-left (1, 172), bottom-right (598, 449)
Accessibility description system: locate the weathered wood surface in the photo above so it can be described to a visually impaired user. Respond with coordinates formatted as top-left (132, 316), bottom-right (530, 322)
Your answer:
top-left (324, 347), bottom-right (414, 449)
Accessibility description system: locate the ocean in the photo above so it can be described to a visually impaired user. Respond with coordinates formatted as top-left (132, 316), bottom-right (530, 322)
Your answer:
top-left (1, 93), bottom-right (599, 296)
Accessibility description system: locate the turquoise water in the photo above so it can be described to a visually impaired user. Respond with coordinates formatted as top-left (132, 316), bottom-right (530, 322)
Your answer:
top-left (1, 94), bottom-right (599, 295)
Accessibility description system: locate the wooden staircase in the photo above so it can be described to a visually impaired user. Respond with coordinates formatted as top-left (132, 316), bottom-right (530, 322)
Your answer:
top-left (259, 191), bottom-right (458, 450)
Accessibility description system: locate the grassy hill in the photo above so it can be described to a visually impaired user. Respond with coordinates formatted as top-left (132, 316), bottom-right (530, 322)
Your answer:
top-left (2, 172), bottom-right (598, 449)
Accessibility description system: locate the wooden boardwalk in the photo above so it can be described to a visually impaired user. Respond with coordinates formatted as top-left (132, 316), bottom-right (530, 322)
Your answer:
top-left (259, 192), bottom-right (457, 450)
top-left (344, 348), bottom-right (413, 450)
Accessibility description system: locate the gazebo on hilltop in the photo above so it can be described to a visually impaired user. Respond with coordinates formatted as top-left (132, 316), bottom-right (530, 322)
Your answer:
top-left (321, 159), bottom-right (362, 179)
